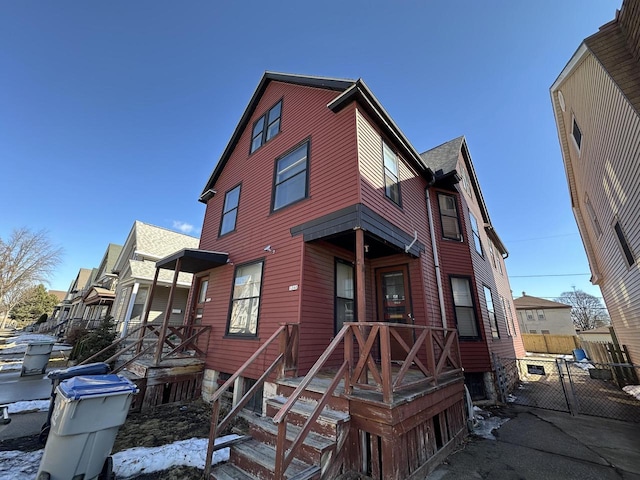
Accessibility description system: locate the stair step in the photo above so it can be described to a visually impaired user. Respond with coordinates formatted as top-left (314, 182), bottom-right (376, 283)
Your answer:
top-left (276, 380), bottom-right (349, 411)
top-left (231, 439), bottom-right (312, 480)
top-left (211, 463), bottom-right (255, 480)
top-left (266, 396), bottom-right (349, 439)
top-left (247, 414), bottom-right (334, 465)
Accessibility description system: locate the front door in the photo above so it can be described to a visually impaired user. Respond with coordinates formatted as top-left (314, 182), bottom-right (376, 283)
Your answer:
top-left (191, 276), bottom-right (209, 325)
top-left (376, 265), bottom-right (414, 361)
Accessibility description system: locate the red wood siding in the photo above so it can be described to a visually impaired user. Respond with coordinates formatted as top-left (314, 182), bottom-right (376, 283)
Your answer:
top-left (355, 109), bottom-right (440, 329)
top-left (454, 150), bottom-right (525, 365)
top-left (196, 82), bottom-right (361, 378)
top-left (430, 186), bottom-right (492, 372)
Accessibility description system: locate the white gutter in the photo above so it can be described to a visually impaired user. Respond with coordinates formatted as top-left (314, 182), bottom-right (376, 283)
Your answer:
top-left (425, 189), bottom-right (447, 329)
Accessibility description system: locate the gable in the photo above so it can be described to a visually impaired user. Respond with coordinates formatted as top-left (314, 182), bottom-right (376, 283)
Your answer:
top-left (199, 72), bottom-right (435, 203)
top-left (200, 72), bottom-right (356, 201)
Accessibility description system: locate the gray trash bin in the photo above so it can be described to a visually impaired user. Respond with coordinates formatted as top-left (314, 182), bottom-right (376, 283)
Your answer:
top-left (36, 374), bottom-right (138, 480)
top-left (21, 341), bottom-right (55, 376)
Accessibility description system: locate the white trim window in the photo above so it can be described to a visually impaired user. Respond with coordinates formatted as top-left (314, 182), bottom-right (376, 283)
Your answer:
top-left (469, 213), bottom-right (482, 255)
top-left (228, 261), bottom-right (264, 336)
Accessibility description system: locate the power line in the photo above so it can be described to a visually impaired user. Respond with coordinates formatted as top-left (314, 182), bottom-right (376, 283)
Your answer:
top-left (504, 233), bottom-right (580, 243)
top-left (509, 273), bottom-right (591, 278)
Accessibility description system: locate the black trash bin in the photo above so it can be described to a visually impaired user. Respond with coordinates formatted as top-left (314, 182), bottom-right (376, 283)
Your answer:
top-left (40, 362), bottom-right (111, 443)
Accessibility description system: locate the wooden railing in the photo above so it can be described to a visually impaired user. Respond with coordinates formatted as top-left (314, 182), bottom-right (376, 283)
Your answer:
top-left (270, 322), bottom-right (462, 479)
top-left (77, 324), bottom-right (212, 372)
top-left (203, 323), bottom-right (299, 478)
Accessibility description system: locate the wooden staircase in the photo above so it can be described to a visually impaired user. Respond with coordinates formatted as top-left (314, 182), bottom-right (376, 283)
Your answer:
top-left (211, 380), bottom-right (350, 480)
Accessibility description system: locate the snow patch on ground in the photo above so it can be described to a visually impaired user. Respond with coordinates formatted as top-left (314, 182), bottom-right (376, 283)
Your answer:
top-left (0, 333), bottom-right (71, 356)
top-left (623, 385), bottom-right (640, 401)
top-left (471, 406), bottom-right (509, 440)
top-left (0, 435), bottom-right (239, 480)
top-left (6, 400), bottom-right (50, 414)
top-left (571, 359), bottom-right (595, 370)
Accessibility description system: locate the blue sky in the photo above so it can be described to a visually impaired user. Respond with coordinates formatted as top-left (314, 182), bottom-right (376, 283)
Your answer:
top-left (0, 1), bottom-right (620, 300)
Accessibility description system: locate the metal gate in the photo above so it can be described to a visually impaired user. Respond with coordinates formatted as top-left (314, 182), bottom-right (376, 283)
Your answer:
top-left (497, 357), bottom-right (640, 423)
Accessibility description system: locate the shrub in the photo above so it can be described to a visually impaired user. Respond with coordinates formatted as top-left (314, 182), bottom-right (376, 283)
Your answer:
top-left (69, 316), bottom-right (118, 364)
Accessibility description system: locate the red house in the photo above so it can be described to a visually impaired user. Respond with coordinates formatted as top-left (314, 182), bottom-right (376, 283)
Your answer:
top-left (152, 73), bottom-right (523, 479)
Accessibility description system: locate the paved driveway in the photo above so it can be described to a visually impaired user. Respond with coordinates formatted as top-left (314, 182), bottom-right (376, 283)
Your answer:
top-left (427, 405), bottom-right (640, 480)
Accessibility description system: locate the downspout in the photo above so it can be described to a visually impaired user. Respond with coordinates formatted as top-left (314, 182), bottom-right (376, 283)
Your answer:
top-left (425, 188), bottom-right (447, 329)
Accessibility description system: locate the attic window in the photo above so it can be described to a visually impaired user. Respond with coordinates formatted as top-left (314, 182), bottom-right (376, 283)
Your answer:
top-left (572, 117), bottom-right (582, 151)
top-left (251, 100), bottom-right (282, 153)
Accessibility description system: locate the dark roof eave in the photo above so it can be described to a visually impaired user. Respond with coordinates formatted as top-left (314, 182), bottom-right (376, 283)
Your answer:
top-left (327, 81), bottom-right (435, 185)
top-left (156, 248), bottom-right (229, 274)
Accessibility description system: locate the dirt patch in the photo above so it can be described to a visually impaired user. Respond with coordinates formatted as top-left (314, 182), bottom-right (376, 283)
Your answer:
top-left (113, 399), bottom-right (214, 453)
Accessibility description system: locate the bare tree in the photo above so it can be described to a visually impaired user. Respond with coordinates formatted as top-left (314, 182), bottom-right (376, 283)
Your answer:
top-left (0, 228), bottom-right (63, 328)
top-left (557, 288), bottom-right (610, 331)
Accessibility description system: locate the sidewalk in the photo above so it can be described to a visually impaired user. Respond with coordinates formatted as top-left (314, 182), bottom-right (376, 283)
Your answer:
top-left (0, 371), bottom-right (52, 405)
top-left (428, 405), bottom-right (640, 480)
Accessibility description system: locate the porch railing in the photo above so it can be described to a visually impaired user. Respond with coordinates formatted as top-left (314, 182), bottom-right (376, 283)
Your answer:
top-left (77, 323), bottom-right (212, 372)
top-left (271, 322), bottom-right (462, 479)
top-left (203, 323), bottom-right (299, 478)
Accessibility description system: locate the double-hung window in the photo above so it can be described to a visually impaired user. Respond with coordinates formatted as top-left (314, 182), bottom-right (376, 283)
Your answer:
top-left (383, 141), bottom-right (401, 205)
top-left (484, 286), bottom-right (499, 339)
top-left (251, 101), bottom-right (282, 153)
top-left (219, 185), bottom-right (241, 236)
top-left (438, 193), bottom-right (462, 241)
top-left (451, 276), bottom-right (479, 338)
top-left (227, 261), bottom-right (264, 336)
top-left (469, 213), bottom-right (482, 255)
top-left (273, 141), bottom-right (309, 211)
top-left (335, 260), bottom-right (355, 334)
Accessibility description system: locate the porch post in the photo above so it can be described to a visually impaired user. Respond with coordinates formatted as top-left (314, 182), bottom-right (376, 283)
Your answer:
top-left (121, 282), bottom-right (140, 339)
top-left (153, 258), bottom-right (182, 366)
top-left (355, 228), bottom-right (366, 323)
top-left (136, 268), bottom-right (159, 355)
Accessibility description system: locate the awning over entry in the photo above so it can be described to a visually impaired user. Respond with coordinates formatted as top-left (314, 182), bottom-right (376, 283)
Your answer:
top-left (155, 248), bottom-right (229, 274)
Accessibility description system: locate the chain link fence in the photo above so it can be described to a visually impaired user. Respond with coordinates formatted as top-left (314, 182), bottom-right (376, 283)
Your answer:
top-left (496, 356), bottom-right (640, 423)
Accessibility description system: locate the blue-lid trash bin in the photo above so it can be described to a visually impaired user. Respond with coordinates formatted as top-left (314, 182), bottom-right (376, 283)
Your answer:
top-left (36, 374), bottom-right (138, 480)
top-left (40, 362), bottom-right (111, 444)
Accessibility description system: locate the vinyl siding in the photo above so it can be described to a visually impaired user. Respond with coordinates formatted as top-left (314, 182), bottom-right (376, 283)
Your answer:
top-left (556, 52), bottom-right (640, 363)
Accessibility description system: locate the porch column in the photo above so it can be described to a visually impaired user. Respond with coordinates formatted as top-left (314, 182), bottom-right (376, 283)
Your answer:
top-left (153, 258), bottom-right (181, 366)
top-left (121, 282), bottom-right (140, 338)
top-left (355, 228), bottom-right (366, 323)
top-left (136, 268), bottom-right (160, 355)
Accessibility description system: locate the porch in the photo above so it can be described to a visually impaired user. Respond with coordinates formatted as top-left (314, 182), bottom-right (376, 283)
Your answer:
top-left (206, 321), bottom-right (466, 480)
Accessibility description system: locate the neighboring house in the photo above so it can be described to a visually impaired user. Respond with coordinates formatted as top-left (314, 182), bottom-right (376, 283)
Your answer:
top-left (550, 0), bottom-right (640, 363)
top-left (66, 268), bottom-right (95, 324)
top-left (513, 293), bottom-right (575, 335)
top-left (111, 221), bottom-right (199, 336)
top-left (422, 137), bottom-right (525, 400)
top-left (81, 243), bottom-right (123, 325)
top-left (578, 326), bottom-right (615, 344)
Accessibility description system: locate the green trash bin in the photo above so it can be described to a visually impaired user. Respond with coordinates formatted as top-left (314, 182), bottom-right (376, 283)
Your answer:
top-left (36, 374), bottom-right (138, 480)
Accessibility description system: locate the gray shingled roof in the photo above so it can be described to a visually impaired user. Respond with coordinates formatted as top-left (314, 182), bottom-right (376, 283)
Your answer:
top-left (135, 221), bottom-right (199, 258)
top-left (513, 294), bottom-right (571, 310)
top-left (420, 136), bottom-right (464, 176)
top-left (129, 259), bottom-right (193, 286)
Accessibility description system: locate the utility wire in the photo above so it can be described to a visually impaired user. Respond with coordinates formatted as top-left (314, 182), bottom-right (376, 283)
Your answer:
top-left (510, 273), bottom-right (591, 278)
